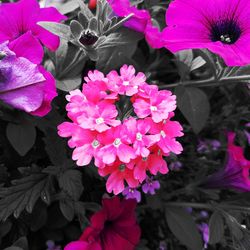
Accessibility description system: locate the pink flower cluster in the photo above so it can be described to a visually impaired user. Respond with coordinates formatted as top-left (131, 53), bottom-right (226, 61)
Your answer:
top-left (58, 65), bottom-right (183, 195)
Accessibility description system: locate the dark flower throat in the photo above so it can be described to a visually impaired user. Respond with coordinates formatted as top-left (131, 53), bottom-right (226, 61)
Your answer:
top-left (210, 19), bottom-right (241, 44)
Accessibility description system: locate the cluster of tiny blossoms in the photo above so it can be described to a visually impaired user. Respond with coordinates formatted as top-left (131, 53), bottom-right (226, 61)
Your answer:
top-left (58, 65), bottom-right (183, 195)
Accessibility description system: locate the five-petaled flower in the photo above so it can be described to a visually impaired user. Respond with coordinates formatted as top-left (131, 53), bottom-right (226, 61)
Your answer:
top-left (64, 197), bottom-right (141, 250)
top-left (163, 0), bottom-right (250, 66)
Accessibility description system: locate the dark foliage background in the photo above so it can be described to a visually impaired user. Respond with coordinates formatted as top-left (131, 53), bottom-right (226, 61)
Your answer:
top-left (0, 0), bottom-right (250, 250)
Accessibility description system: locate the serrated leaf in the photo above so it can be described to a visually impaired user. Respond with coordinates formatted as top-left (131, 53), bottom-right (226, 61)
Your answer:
top-left (0, 173), bottom-right (50, 221)
top-left (209, 211), bottom-right (224, 244)
top-left (56, 76), bottom-right (82, 92)
top-left (60, 200), bottom-right (75, 221)
top-left (38, 22), bottom-right (72, 41)
top-left (59, 170), bottom-right (83, 201)
top-left (165, 207), bottom-right (203, 250)
top-left (6, 122), bottom-right (36, 156)
top-left (175, 86), bottom-right (210, 134)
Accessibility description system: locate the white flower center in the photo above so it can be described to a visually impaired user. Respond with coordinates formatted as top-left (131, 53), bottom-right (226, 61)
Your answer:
top-left (92, 140), bottom-right (100, 148)
top-left (136, 132), bottom-right (142, 140)
top-left (160, 130), bottom-right (166, 138)
top-left (150, 106), bottom-right (157, 111)
top-left (123, 80), bottom-right (130, 86)
top-left (113, 138), bottom-right (121, 147)
top-left (96, 117), bottom-right (104, 124)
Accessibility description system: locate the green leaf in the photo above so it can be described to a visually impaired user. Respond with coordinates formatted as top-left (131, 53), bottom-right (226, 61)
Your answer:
top-left (4, 247), bottom-right (23, 250)
top-left (77, 0), bottom-right (93, 19)
top-left (56, 76), bottom-right (82, 92)
top-left (6, 122), bottom-right (36, 156)
top-left (0, 172), bottom-right (51, 221)
top-left (43, 128), bottom-right (68, 166)
top-left (38, 22), bottom-right (72, 41)
top-left (209, 211), bottom-right (224, 244)
top-left (60, 200), bottom-right (75, 221)
top-left (58, 170), bottom-right (83, 201)
top-left (58, 0), bottom-right (79, 14)
top-left (175, 86), bottom-right (210, 134)
top-left (165, 207), bottom-right (203, 250)
top-left (13, 237), bottom-right (28, 250)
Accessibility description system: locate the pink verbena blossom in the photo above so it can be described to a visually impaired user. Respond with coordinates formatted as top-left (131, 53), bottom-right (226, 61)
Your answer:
top-left (58, 65), bottom-right (183, 196)
top-left (77, 101), bottom-right (121, 132)
top-left (162, 0), bottom-right (250, 66)
top-left (97, 126), bottom-right (136, 164)
top-left (107, 65), bottom-right (146, 96)
top-left (98, 160), bottom-right (139, 195)
top-left (124, 117), bottom-right (159, 157)
top-left (133, 86), bottom-right (176, 122)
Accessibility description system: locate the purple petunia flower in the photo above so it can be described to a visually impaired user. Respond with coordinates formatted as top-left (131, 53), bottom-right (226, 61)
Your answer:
top-left (163, 0), bottom-right (250, 66)
top-left (142, 177), bottom-right (160, 195)
top-left (201, 132), bottom-right (250, 192)
top-left (122, 187), bottom-right (141, 202)
top-left (0, 0), bottom-right (67, 64)
top-left (107, 0), bottom-right (164, 49)
top-left (0, 42), bottom-right (56, 116)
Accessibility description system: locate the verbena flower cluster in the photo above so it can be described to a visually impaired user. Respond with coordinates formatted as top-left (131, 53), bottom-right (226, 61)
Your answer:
top-left (58, 64), bottom-right (183, 195)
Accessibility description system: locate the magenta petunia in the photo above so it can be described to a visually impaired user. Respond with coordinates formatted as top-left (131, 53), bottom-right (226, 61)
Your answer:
top-left (202, 132), bottom-right (250, 191)
top-left (163, 0), bottom-right (250, 66)
top-left (0, 42), bottom-right (56, 116)
top-left (0, 0), bottom-right (67, 57)
top-left (65, 197), bottom-right (141, 250)
top-left (107, 0), bottom-right (164, 49)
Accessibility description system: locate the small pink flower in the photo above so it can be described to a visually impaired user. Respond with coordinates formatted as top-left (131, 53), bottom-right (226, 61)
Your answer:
top-left (133, 88), bottom-right (176, 122)
top-left (149, 118), bottom-right (183, 155)
top-left (82, 80), bottom-right (118, 103)
top-left (124, 117), bottom-right (159, 157)
top-left (77, 101), bottom-right (121, 132)
top-left (65, 90), bottom-right (87, 122)
top-left (98, 160), bottom-right (139, 195)
top-left (107, 65), bottom-right (146, 96)
top-left (133, 149), bottom-right (169, 183)
top-left (84, 69), bottom-right (106, 83)
top-left (97, 126), bottom-right (136, 164)
top-left (58, 122), bottom-right (103, 167)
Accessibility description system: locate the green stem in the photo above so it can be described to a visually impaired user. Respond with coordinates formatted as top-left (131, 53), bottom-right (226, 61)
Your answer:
top-left (159, 76), bottom-right (250, 89)
top-left (165, 201), bottom-right (250, 212)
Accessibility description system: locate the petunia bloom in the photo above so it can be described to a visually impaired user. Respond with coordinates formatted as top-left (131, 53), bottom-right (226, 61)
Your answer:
top-left (163, 0), bottom-right (250, 66)
top-left (64, 197), bottom-right (141, 250)
top-left (0, 0), bottom-right (66, 59)
top-left (201, 132), bottom-right (250, 191)
top-left (107, 0), bottom-right (164, 49)
top-left (0, 42), bottom-right (56, 116)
